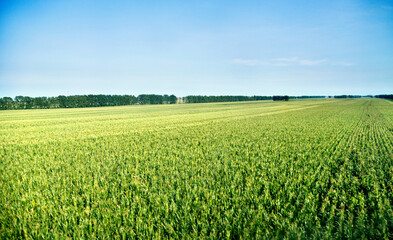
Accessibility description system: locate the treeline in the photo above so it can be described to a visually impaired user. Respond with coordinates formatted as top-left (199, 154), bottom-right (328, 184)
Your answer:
top-left (0, 94), bottom-right (177, 110)
top-left (291, 96), bottom-right (326, 99)
top-left (183, 95), bottom-right (272, 103)
top-left (1, 94), bottom-right (388, 110)
top-left (334, 95), bottom-right (362, 99)
top-left (137, 94), bottom-right (177, 105)
top-left (273, 95), bottom-right (289, 101)
top-left (375, 94), bottom-right (393, 100)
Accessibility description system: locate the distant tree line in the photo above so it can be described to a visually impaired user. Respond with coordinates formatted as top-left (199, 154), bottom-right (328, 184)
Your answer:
top-left (183, 95), bottom-right (272, 103)
top-left (0, 94), bottom-right (177, 110)
top-left (375, 94), bottom-right (393, 100)
top-left (291, 96), bottom-right (326, 99)
top-left (137, 94), bottom-right (177, 105)
top-left (272, 95), bottom-right (289, 101)
top-left (333, 95), bottom-right (362, 99)
top-left (1, 94), bottom-right (389, 110)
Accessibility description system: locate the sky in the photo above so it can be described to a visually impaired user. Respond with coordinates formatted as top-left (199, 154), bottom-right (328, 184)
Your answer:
top-left (0, 0), bottom-right (392, 97)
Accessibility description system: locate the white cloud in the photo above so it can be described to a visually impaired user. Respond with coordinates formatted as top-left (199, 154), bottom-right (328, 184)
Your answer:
top-left (299, 59), bottom-right (327, 66)
top-left (271, 57), bottom-right (300, 66)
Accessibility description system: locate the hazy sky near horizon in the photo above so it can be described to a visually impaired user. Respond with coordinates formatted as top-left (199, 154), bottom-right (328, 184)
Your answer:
top-left (1, 0), bottom-right (392, 97)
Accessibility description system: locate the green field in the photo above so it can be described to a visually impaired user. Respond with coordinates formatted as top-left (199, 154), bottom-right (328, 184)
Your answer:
top-left (1, 98), bottom-right (393, 238)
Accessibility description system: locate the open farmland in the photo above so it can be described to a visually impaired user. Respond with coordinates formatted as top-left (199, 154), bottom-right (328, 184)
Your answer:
top-left (1, 98), bottom-right (393, 238)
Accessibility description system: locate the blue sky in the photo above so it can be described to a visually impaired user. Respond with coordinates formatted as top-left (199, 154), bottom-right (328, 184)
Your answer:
top-left (1, 0), bottom-right (392, 97)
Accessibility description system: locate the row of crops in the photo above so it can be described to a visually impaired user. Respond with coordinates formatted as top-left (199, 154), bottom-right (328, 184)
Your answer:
top-left (0, 99), bottom-right (392, 238)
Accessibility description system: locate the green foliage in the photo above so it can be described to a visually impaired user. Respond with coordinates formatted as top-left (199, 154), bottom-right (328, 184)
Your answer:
top-left (0, 94), bottom-right (171, 110)
top-left (183, 95), bottom-right (272, 103)
top-left (272, 95), bottom-right (289, 101)
top-left (375, 94), bottom-right (393, 100)
top-left (0, 99), bottom-right (392, 238)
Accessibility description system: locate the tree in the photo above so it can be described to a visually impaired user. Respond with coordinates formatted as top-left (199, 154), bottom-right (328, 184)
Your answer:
top-left (3, 97), bottom-right (14, 109)
top-left (58, 95), bottom-right (67, 108)
top-left (15, 96), bottom-right (25, 109)
top-left (273, 95), bottom-right (289, 101)
top-left (169, 95), bottom-right (177, 104)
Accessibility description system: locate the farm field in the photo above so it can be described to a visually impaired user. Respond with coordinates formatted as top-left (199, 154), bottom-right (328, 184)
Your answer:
top-left (1, 98), bottom-right (393, 238)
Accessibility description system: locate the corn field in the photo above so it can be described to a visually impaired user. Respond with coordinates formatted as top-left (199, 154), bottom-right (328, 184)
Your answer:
top-left (1, 98), bottom-right (392, 239)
